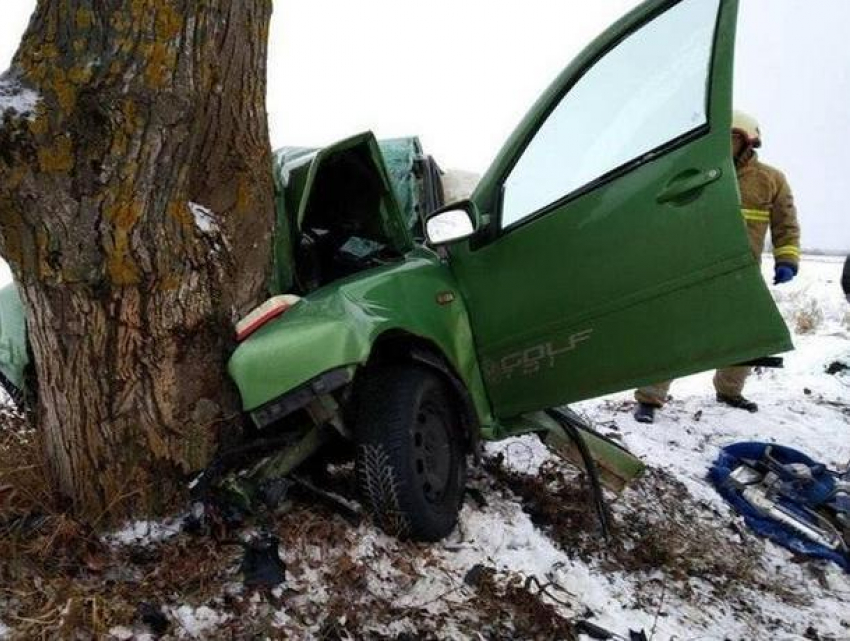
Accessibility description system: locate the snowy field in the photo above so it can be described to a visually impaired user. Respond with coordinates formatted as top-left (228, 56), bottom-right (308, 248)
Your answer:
top-left (1, 256), bottom-right (848, 640)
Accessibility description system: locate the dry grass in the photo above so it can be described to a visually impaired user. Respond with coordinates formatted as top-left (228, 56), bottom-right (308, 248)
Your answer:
top-left (793, 299), bottom-right (825, 334)
top-left (0, 405), bottom-right (55, 516)
top-left (0, 404), bottom-right (238, 638)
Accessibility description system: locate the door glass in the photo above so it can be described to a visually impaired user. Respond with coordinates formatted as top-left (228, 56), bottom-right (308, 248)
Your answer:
top-left (502, 0), bottom-right (721, 227)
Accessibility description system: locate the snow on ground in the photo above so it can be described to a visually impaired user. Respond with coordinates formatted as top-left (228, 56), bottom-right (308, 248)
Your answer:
top-left (105, 516), bottom-right (185, 547)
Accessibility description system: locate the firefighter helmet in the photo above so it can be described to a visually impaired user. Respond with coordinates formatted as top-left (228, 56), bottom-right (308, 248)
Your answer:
top-left (732, 110), bottom-right (762, 148)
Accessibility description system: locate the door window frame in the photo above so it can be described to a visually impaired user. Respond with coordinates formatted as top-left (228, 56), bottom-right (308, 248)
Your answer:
top-left (491, 0), bottom-right (724, 236)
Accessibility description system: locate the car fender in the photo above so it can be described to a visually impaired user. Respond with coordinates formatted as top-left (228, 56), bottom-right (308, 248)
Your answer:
top-left (227, 252), bottom-right (493, 427)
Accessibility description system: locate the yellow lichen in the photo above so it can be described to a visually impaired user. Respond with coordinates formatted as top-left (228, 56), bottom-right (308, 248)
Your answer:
top-left (68, 64), bottom-right (94, 85)
top-left (35, 227), bottom-right (53, 279)
top-left (167, 200), bottom-right (193, 228)
top-left (155, 3), bottom-right (183, 40)
top-left (39, 43), bottom-right (60, 60)
top-left (52, 74), bottom-right (78, 113)
top-left (144, 42), bottom-right (175, 88)
top-left (75, 8), bottom-right (94, 30)
top-left (38, 135), bottom-right (74, 173)
top-left (0, 209), bottom-right (24, 268)
top-left (28, 114), bottom-right (48, 137)
top-left (236, 173), bottom-right (253, 215)
top-left (110, 131), bottom-right (129, 158)
top-left (106, 199), bottom-right (143, 230)
top-left (129, 0), bottom-right (149, 23)
top-left (107, 232), bottom-right (141, 285)
top-left (105, 200), bottom-right (144, 286)
top-left (3, 166), bottom-right (27, 190)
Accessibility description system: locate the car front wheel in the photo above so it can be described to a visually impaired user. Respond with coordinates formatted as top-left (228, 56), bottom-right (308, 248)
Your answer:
top-left (354, 365), bottom-right (466, 541)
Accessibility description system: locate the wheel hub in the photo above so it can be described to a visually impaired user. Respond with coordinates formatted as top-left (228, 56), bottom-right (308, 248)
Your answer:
top-left (413, 403), bottom-right (452, 503)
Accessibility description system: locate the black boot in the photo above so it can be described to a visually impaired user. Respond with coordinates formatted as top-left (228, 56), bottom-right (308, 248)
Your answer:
top-left (633, 402), bottom-right (656, 424)
top-left (716, 393), bottom-right (758, 413)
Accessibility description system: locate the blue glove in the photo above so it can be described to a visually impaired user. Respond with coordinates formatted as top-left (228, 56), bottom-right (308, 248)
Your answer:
top-left (774, 263), bottom-right (796, 285)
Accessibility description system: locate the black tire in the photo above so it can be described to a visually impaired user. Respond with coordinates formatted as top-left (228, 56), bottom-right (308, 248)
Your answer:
top-left (354, 365), bottom-right (466, 541)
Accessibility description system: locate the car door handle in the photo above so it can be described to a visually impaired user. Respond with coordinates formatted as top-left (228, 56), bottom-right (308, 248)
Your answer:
top-left (656, 168), bottom-right (722, 204)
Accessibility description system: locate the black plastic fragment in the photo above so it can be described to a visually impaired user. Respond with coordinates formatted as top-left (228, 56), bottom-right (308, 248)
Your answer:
top-left (136, 602), bottom-right (170, 636)
top-left (257, 478), bottom-right (293, 510)
top-left (463, 563), bottom-right (495, 588)
top-left (573, 620), bottom-right (615, 639)
top-left (826, 361), bottom-right (849, 375)
top-left (465, 487), bottom-right (488, 508)
top-left (239, 533), bottom-right (286, 588)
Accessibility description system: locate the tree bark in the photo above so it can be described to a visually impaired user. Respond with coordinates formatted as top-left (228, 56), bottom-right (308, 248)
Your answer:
top-left (0, 1), bottom-right (274, 520)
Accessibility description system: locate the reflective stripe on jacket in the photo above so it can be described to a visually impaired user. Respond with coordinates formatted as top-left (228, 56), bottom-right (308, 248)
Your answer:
top-left (736, 152), bottom-right (801, 268)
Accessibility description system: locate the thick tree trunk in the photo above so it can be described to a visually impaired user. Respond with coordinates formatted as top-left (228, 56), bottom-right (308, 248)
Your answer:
top-left (0, 1), bottom-right (274, 520)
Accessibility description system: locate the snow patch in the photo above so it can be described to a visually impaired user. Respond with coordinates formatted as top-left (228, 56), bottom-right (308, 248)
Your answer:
top-left (107, 626), bottom-right (155, 641)
top-left (0, 621), bottom-right (10, 640)
top-left (485, 433), bottom-right (555, 476)
top-left (0, 75), bottom-right (40, 120)
top-left (188, 202), bottom-right (217, 234)
top-left (106, 517), bottom-right (183, 546)
top-left (169, 605), bottom-right (229, 639)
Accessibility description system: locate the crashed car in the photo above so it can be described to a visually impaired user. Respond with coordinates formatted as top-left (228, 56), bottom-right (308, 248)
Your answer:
top-left (0, 0), bottom-right (793, 541)
top-left (226, 0), bottom-right (791, 539)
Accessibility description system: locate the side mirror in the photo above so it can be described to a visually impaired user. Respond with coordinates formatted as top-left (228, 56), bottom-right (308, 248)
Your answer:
top-left (425, 202), bottom-right (478, 246)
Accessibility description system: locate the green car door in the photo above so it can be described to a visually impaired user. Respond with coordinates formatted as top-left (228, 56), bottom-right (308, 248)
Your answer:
top-left (447, 0), bottom-right (792, 418)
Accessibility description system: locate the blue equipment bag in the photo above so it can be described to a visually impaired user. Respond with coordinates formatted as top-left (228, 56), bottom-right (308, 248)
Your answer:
top-left (709, 442), bottom-right (849, 572)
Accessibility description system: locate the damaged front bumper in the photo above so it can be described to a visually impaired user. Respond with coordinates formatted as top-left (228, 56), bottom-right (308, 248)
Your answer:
top-left (250, 366), bottom-right (355, 429)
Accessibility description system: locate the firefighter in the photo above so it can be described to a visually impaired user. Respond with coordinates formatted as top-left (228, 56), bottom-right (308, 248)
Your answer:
top-left (633, 110), bottom-right (801, 424)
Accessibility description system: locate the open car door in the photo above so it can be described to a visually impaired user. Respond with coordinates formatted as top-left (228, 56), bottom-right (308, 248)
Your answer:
top-left (447, 0), bottom-right (792, 418)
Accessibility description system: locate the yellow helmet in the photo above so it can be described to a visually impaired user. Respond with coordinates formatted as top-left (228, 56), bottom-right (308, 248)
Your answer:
top-left (732, 110), bottom-right (762, 148)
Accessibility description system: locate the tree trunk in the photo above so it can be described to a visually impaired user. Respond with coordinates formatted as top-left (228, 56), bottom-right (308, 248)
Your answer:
top-left (0, 1), bottom-right (274, 521)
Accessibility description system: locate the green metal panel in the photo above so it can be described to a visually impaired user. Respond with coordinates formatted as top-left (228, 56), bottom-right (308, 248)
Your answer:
top-left (377, 137), bottom-right (426, 235)
top-left (0, 284), bottom-right (28, 391)
top-left (447, 0), bottom-right (792, 419)
top-left (269, 135), bottom-right (424, 295)
top-left (228, 248), bottom-right (494, 427)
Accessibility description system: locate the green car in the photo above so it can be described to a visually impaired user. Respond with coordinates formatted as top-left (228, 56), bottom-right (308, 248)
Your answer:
top-left (2, 0), bottom-right (793, 541)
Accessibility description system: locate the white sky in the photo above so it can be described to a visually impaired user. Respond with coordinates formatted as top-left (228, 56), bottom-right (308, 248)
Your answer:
top-left (1, 1), bottom-right (848, 253)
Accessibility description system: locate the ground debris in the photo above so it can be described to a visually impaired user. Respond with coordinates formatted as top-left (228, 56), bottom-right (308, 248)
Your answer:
top-left (826, 360), bottom-right (848, 376)
top-left (238, 532), bottom-right (286, 588)
top-left (465, 566), bottom-right (578, 640)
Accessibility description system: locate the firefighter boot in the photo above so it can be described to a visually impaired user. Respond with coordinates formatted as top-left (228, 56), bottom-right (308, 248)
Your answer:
top-left (716, 394), bottom-right (759, 413)
top-left (633, 403), bottom-right (656, 424)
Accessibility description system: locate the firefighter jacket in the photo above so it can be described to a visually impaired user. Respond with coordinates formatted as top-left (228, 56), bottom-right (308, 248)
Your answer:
top-left (737, 151), bottom-right (801, 269)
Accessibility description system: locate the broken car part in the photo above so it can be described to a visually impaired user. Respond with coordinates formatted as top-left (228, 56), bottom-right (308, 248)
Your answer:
top-left (544, 408), bottom-right (613, 540)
